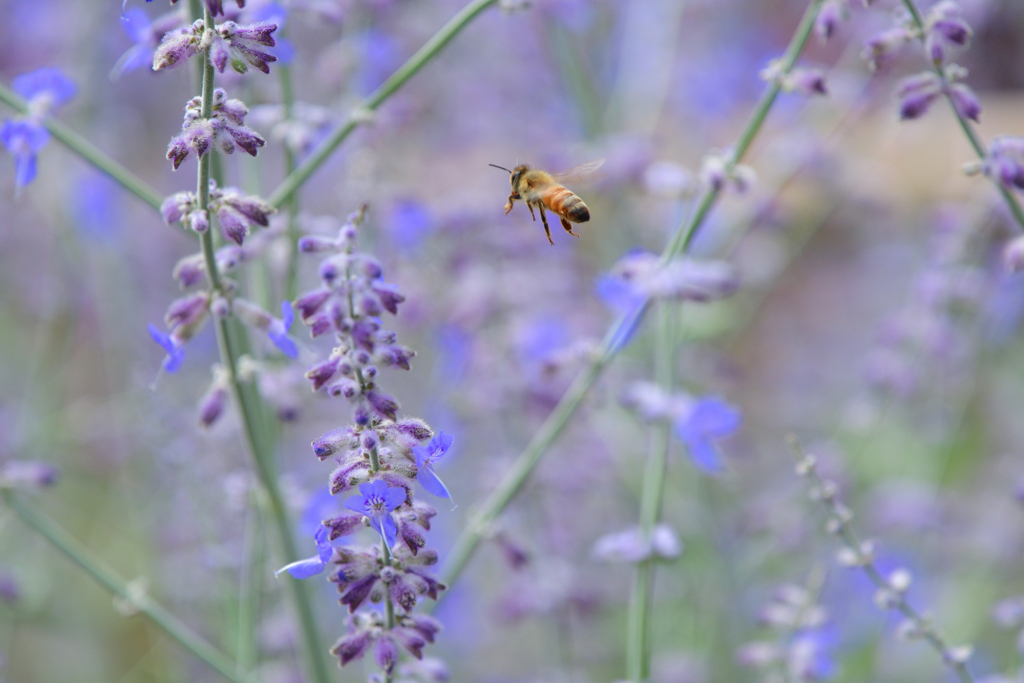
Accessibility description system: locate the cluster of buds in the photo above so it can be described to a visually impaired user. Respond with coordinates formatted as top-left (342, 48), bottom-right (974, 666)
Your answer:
top-left (166, 88), bottom-right (266, 169)
top-left (896, 64), bottom-right (979, 122)
top-left (280, 209), bottom-right (453, 676)
top-left (736, 580), bottom-right (834, 683)
top-left (154, 17), bottom-right (277, 74)
top-left (162, 179), bottom-right (274, 244)
top-left (862, 1), bottom-right (970, 71)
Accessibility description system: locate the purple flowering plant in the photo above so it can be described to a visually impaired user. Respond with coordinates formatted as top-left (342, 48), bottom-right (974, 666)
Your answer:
top-left (5, 1), bottom-right (1024, 682)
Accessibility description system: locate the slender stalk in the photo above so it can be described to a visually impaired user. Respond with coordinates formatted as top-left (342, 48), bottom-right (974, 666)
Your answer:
top-left (625, 304), bottom-right (675, 682)
top-left (193, 11), bottom-right (331, 683)
top-left (0, 82), bottom-right (165, 212)
top-left (267, 0), bottom-right (499, 208)
top-left (898, 0), bottom-right (1024, 230)
top-left (277, 37), bottom-right (302, 303)
top-left (438, 0), bottom-right (826, 596)
top-left (1, 490), bottom-right (250, 683)
top-left (788, 436), bottom-right (975, 683)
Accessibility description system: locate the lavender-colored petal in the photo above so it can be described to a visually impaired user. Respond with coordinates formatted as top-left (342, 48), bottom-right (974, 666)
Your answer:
top-left (343, 490), bottom-right (369, 513)
top-left (679, 431), bottom-right (724, 473)
top-left (417, 464), bottom-right (453, 501)
top-left (13, 151), bottom-right (38, 189)
top-left (383, 485), bottom-right (407, 510)
top-left (274, 553), bottom-right (326, 579)
top-left (375, 635), bottom-right (399, 674)
top-left (121, 8), bottom-right (153, 43)
top-left (948, 83), bottom-right (981, 122)
top-left (331, 630), bottom-right (372, 667)
top-left (13, 68), bottom-right (76, 108)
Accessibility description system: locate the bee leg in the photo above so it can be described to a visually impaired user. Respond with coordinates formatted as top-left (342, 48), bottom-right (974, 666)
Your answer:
top-left (503, 195), bottom-right (515, 215)
top-left (559, 216), bottom-right (579, 237)
top-left (538, 206), bottom-right (554, 245)
top-left (527, 204), bottom-right (537, 222)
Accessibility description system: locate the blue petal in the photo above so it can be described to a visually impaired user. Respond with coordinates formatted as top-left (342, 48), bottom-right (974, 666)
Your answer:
top-left (343, 493), bottom-right (368, 515)
top-left (162, 346), bottom-right (185, 374)
top-left (269, 329), bottom-right (298, 358)
top-left (13, 68), bottom-right (76, 108)
top-left (595, 275), bottom-right (643, 312)
top-left (675, 427), bottom-right (724, 474)
top-left (271, 39), bottom-right (295, 65)
top-left (413, 445), bottom-right (429, 469)
top-left (690, 397), bottom-right (741, 437)
top-left (112, 44), bottom-right (154, 78)
top-left (121, 8), bottom-right (152, 43)
top-left (383, 485), bottom-right (406, 510)
top-left (14, 152), bottom-right (37, 189)
top-left (370, 511), bottom-right (397, 550)
top-left (280, 300), bottom-right (294, 329)
top-left (606, 300), bottom-right (647, 353)
top-left (148, 323), bottom-right (174, 354)
top-left (314, 526), bottom-right (333, 562)
top-left (274, 554), bottom-right (325, 580)
top-left (362, 479), bottom-right (388, 499)
top-left (418, 464), bottom-right (453, 501)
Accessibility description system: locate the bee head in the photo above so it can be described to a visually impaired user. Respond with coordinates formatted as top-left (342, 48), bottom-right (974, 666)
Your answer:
top-left (489, 163), bottom-right (529, 192)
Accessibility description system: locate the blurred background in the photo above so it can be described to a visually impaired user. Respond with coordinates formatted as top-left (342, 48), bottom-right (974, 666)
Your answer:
top-left (2, 0), bottom-right (1024, 681)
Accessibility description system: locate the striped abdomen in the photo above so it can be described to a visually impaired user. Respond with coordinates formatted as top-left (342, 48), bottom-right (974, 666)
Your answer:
top-left (541, 185), bottom-right (590, 223)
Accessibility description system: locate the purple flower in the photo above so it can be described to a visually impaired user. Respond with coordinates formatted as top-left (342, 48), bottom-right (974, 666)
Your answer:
top-left (344, 480), bottom-right (406, 550)
top-left (0, 120), bottom-right (49, 190)
top-left (267, 301), bottom-right (298, 358)
top-left (896, 72), bottom-right (941, 121)
top-left (274, 526), bottom-right (333, 579)
top-left (147, 323), bottom-right (185, 373)
top-left (0, 460), bottom-right (60, 489)
top-left (1, 67), bottom-right (76, 190)
top-left (13, 68), bottom-right (76, 110)
top-left (247, 3), bottom-right (294, 64)
top-left (112, 9), bottom-right (182, 78)
top-left (413, 432), bottom-right (455, 502)
top-left (673, 397), bottom-right (741, 473)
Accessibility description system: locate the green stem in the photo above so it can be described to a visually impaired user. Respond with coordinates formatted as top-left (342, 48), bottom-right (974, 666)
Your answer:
top-left (1, 490), bottom-right (250, 683)
top-left (437, 0), bottom-right (825, 600)
top-left (278, 36), bottom-right (301, 303)
top-left (899, 0), bottom-right (1024, 231)
top-left (194, 11), bottom-right (331, 683)
top-left (625, 304), bottom-right (675, 682)
top-left (0, 82), bottom-right (165, 213)
top-left (267, 0), bottom-right (499, 208)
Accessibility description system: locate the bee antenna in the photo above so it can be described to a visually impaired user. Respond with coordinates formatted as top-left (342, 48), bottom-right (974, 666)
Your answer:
top-left (488, 164), bottom-right (512, 174)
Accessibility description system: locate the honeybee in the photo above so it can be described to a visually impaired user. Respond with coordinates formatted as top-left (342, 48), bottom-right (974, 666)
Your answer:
top-left (490, 159), bottom-right (605, 245)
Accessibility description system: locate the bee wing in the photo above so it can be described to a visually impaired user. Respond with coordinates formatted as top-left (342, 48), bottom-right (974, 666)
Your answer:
top-left (552, 158), bottom-right (606, 183)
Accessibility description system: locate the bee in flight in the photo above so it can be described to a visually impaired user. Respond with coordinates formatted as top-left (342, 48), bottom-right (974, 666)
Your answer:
top-left (489, 159), bottom-right (604, 245)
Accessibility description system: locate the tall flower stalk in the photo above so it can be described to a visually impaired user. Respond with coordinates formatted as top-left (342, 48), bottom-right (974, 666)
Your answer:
top-left (278, 209), bottom-right (452, 681)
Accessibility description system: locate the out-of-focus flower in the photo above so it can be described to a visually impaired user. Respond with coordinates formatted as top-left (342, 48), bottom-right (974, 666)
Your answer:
top-left (0, 460), bottom-right (60, 489)
top-left (761, 59), bottom-right (828, 97)
top-left (815, 0), bottom-right (848, 43)
top-left (148, 323), bottom-right (186, 373)
top-left (863, 26), bottom-right (913, 71)
top-left (232, 299), bottom-right (299, 358)
top-left (673, 397), bottom-right (742, 473)
top-left (413, 432), bottom-right (454, 502)
top-left (622, 383), bottom-right (741, 473)
top-left (275, 527), bottom-right (334, 579)
top-left (112, 8), bottom-right (183, 78)
top-left (923, 0), bottom-right (972, 65)
top-left (592, 524), bottom-right (682, 563)
top-left (0, 67), bottom-right (76, 191)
